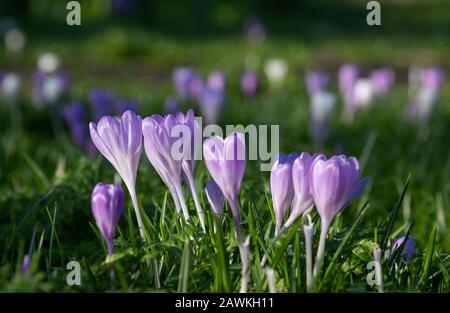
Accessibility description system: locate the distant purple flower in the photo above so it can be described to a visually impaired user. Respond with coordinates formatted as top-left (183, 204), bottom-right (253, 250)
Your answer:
top-left (21, 254), bottom-right (31, 273)
top-left (370, 68), bottom-right (395, 96)
top-left (61, 101), bottom-right (88, 148)
top-left (142, 113), bottom-right (190, 221)
top-left (270, 153), bottom-right (297, 235)
top-left (240, 71), bottom-right (259, 97)
top-left (207, 70), bottom-right (226, 92)
top-left (116, 99), bottom-right (138, 115)
top-left (173, 67), bottom-right (197, 98)
top-left (203, 132), bottom-right (246, 241)
top-left (187, 74), bottom-right (205, 101)
top-left (305, 71), bottom-right (330, 96)
top-left (90, 89), bottom-right (115, 122)
top-left (91, 183), bottom-right (124, 255)
top-left (205, 180), bottom-right (224, 216)
top-left (391, 236), bottom-right (416, 263)
top-left (89, 110), bottom-right (145, 240)
top-left (199, 87), bottom-right (225, 125)
top-left (32, 70), bottom-right (70, 105)
top-left (422, 67), bottom-right (445, 90)
top-left (165, 96), bottom-right (180, 114)
top-left (285, 152), bottom-right (318, 229)
top-left (244, 16), bottom-right (266, 43)
top-left (338, 64), bottom-right (359, 94)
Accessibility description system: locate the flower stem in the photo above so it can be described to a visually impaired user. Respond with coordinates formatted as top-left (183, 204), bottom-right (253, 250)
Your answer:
top-left (311, 218), bottom-right (330, 291)
top-left (229, 199), bottom-right (243, 243)
top-left (175, 183), bottom-right (191, 222)
top-left (186, 172), bottom-right (206, 231)
top-left (303, 223), bottom-right (314, 292)
top-left (128, 186), bottom-right (147, 242)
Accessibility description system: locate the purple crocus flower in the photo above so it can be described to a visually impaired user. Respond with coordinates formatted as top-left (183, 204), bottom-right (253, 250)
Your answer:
top-left (207, 70), bottom-right (226, 92)
top-left (142, 113), bottom-right (190, 221)
top-left (244, 16), bottom-right (266, 43)
top-left (173, 67), bottom-right (197, 98)
top-left (305, 71), bottom-right (330, 96)
top-left (90, 89), bottom-right (115, 122)
top-left (187, 74), bottom-right (205, 101)
top-left (391, 236), bottom-right (416, 263)
top-left (61, 101), bottom-right (88, 148)
top-left (91, 183), bottom-right (124, 255)
top-left (176, 109), bottom-right (205, 230)
top-left (369, 68), bottom-right (395, 96)
top-left (422, 67), bottom-right (445, 91)
top-left (311, 155), bottom-right (370, 278)
top-left (240, 71), bottom-right (259, 97)
top-left (203, 132), bottom-right (246, 241)
top-left (165, 96), bottom-right (180, 114)
top-left (116, 99), bottom-right (138, 115)
top-left (21, 254), bottom-right (31, 273)
top-left (338, 63), bottom-right (359, 94)
top-left (205, 180), bottom-right (224, 216)
top-left (284, 152), bottom-right (318, 229)
top-left (89, 110), bottom-right (145, 240)
top-left (270, 153), bottom-right (297, 235)
top-left (199, 87), bottom-right (225, 125)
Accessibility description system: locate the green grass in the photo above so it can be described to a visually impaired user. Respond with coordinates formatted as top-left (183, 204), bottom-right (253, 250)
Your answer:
top-left (1, 0), bottom-right (450, 292)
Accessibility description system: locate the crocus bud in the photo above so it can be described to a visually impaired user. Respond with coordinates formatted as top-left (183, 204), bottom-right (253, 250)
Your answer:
top-left (305, 71), bottom-right (329, 97)
top-left (21, 254), bottom-right (31, 273)
top-left (240, 71), bottom-right (259, 97)
top-left (203, 132), bottom-right (246, 240)
top-left (391, 236), bottom-right (416, 262)
top-left (91, 183), bottom-right (124, 255)
top-left (369, 68), bottom-right (395, 97)
top-left (270, 153), bottom-right (296, 235)
top-left (311, 155), bottom-right (370, 227)
top-left (284, 152), bottom-right (318, 229)
top-left (205, 180), bottom-right (224, 216)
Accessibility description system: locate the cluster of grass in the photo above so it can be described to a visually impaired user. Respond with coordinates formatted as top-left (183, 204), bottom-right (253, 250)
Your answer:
top-left (1, 0), bottom-right (450, 292)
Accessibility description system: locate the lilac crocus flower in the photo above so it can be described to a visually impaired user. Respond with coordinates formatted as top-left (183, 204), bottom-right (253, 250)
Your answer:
top-left (284, 152), bottom-right (318, 229)
top-left (91, 183), bottom-right (124, 255)
top-left (422, 67), bottom-right (445, 91)
top-left (338, 63), bottom-right (359, 95)
top-left (176, 109), bottom-right (205, 230)
top-left (205, 180), bottom-right (224, 216)
top-left (391, 236), bottom-right (416, 263)
top-left (164, 96), bottom-right (180, 114)
top-left (199, 87), bottom-right (225, 125)
top-left (142, 113), bottom-right (190, 221)
top-left (187, 74), bottom-right (205, 101)
top-left (270, 153), bottom-right (297, 235)
top-left (369, 68), bottom-right (395, 97)
top-left (311, 155), bottom-right (370, 279)
top-left (90, 89), bottom-right (115, 122)
top-left (61, 101), bottom-right (89, 149)
top-left (203, 132), bottom-right (246, 241)
top-left (89, 110), bottom-right (145, 240)
top-left (173, 67), bottom-right (203, 99)
top-left (207, 70), bottom-right (226, 92)
top-left (305, 71), bottom-right (330, 96)
top-left (240, 71), bottom-right (259, 97)
top-left (21, 254), bottom-right (31, 273)
top-left (116, 99), bottom-right (138, 115)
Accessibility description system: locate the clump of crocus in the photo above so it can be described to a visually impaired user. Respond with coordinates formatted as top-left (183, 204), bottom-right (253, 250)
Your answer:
top-left (0, 72), bottom-right (21, 103)
top-left (91, 183), bottom-right (124, 255)
top-left (205, 180), bottom-right (224, 217)
top-left (142, 113), bottom-right (191, 222)
top-left (405, 67), bottom-right (445, 124)
top-left (203, 132), bottom-right (246, 241)
top-left (89, 110), bottom-right (146, 240)
top-left (270, 152), bottom-right (297, 235)
top-left (391, 236), bottom-right (416, 266)
top-left (310, 155), bottom-right (370, 284)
